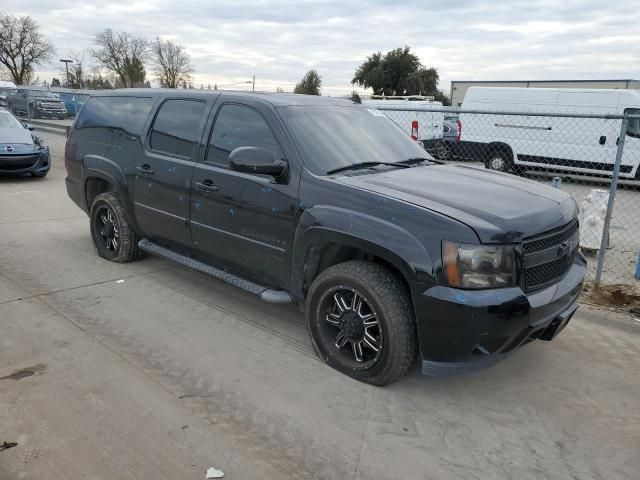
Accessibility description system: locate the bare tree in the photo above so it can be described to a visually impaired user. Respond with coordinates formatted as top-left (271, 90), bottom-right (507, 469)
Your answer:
top-left (91, 29), bottom-right (149, 88)
top-left (150, 37), bottom-right (194, 88)
top-left (0, 14), bottom-right (55, 85)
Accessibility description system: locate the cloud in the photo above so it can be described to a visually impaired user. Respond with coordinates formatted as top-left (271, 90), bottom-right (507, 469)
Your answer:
top-left (2, 0), bottom-right (638, 95)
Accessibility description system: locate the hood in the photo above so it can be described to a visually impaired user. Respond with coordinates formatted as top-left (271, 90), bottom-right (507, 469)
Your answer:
top-left (30, 94), bottom-right (63, 102)
top-left (337, 164), bottom-right (577, 243)
top-left (0, 127), bottom-right (34, 145)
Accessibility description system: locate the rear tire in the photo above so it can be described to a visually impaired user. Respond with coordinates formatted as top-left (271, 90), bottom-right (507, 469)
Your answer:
top-left (485, 152), bottom-right (511, 172)
top-left (89, 192), bottom-right (140, 263)
top-left (306, 261), bottom-right (417, 386)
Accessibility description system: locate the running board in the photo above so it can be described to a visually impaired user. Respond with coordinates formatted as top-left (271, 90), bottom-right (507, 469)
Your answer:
top-left (138, 239), bottom-right (294, 304)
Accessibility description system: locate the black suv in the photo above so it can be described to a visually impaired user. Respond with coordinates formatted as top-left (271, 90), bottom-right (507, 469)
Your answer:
top-left (10, 88), bottom-right (67, 119)
top-left (65, 90), bottom-right (585, 385)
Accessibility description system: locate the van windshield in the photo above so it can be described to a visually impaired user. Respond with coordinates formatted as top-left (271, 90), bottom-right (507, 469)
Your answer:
top-left (279, 105), bottom-right (431, 175)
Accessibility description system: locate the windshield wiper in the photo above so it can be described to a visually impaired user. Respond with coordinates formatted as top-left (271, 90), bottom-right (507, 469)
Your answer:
top-left (326, 161), bottom-right (410, 175)
top-left (392, 157), bottom-right (434, 165)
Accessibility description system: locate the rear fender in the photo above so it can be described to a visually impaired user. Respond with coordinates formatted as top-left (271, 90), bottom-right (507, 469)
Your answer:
top-left (81, 155), bottom-right (134, 222)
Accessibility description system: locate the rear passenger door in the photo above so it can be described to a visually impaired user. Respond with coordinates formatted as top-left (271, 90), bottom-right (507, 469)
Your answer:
top-left (190, 100), bottom-right (299, 288)
top-left (133, 98), bottom-right (209, 247)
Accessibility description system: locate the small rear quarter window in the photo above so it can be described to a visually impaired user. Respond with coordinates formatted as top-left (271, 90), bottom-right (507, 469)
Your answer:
top-left (76, 96), bottom-right (153, 135)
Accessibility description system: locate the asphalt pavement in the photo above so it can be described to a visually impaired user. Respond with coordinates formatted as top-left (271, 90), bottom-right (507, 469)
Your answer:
top-left (1, 131), bottom-right (639, 480)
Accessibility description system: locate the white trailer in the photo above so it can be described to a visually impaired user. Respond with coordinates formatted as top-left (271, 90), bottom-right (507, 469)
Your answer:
top-left (459, 87), bottom-right (640, 179)
top-left (361, 96), bottom-right (445, 156)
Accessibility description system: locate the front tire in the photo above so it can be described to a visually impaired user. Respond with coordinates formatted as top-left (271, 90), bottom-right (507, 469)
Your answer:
top-left (89, 192), bottom-right (139, 263)
top-left (306, 261), bottom-right (417, 386)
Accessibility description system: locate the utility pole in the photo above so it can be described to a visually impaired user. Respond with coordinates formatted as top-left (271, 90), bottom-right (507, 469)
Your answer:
top-left (252, 75), bottom-right (255, 92)
top-left (60, 59), bottom-right (73, 87)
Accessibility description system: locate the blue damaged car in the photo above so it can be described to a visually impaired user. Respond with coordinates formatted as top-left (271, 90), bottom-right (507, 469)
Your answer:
top-left (0, 109), bottom-right (50, 177)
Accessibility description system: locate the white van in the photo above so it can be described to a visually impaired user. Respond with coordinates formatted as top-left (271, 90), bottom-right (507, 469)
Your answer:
top-left (361, 96), bottom-right (445, 155)
top-left (459, 87), bottom-right (640, 179)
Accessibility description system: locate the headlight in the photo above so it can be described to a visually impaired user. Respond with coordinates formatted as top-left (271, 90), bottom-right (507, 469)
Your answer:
top-left (442, 240), bottom-right (516, 289)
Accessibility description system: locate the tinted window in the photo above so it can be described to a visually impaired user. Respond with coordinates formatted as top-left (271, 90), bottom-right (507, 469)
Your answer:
top-left (279, 106), bottom-right (431, 174)
top-left (626, 109), bottom-right (640, 139)
top-left (76, 96), bottom-right (152, 135)
top-left (150, 99), bottom-right (206, 157)
top-left (206, 104), bottom-right (282, 167)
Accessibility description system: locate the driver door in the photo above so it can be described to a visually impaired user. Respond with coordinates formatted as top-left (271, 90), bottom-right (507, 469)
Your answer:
top-left (190, 101), bottom-right (299, 288)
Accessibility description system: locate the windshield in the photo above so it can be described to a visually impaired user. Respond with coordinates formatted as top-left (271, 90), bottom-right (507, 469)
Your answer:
top-left (0, 88), bottom-right (17, 97)
top-left (279, 105), bottom-right (432, 175)
top-left (0, 110), bottom-right (25, 129)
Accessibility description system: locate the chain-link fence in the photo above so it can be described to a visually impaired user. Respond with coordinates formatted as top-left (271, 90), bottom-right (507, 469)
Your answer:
top-left (4, 86), bottom-right (92, 120)
top-left (377, 104), bottom-right (640, 314)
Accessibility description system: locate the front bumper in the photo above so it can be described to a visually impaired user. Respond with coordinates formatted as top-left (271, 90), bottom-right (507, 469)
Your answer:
top-left (412, 252), bottom-right (586, 376)
top-left (0, 149), bottom-right (51, 175)
top-left (34, 105), bottom-right (67, 118)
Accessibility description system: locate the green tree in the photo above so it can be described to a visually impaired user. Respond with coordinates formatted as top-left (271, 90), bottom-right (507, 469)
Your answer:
top-left (91, 29), bottom-right (149, 88)
top-left (352, 46), bottom-right (441, 98)
top-left (125, 56), bottom-right (146, 87)
top-left (294, 69), bottom-right (322, 95)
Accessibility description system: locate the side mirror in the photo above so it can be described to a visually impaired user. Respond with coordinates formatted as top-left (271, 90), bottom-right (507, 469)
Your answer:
top-left (24, 123), bottom-right (34, 131)
top-left (229, 146), bottom-right (287, 180)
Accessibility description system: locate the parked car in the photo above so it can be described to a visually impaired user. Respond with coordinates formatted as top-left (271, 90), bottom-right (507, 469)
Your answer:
top-left (9, 88), bottom-right (67, 119)
top-left (65, 90), bottom-right (586, 385)
top-left (441, 117), bottom-right (462, 160)
top-left (0, 80), bottom-right (18, 110)
top-left (459, 87), bottom-right (640, 178)
top-left (361, 96), bottom-right (445, 157)
top-left (0, 109), bottom-right (50, 177)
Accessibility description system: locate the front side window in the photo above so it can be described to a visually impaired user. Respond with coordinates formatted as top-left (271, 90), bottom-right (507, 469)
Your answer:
top-left (149, 99), bottom-right (207, 157)
top-left (626, 109), bottom-right (640, 139)
top-left (206, 104), bottom-right (282, 167)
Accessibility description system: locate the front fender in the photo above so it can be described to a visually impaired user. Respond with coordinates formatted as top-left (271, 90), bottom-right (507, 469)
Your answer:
top-left (291, 205), bottom-right (435, 298)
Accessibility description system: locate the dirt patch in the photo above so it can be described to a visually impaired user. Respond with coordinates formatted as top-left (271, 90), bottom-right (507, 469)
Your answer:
top-left (0, 363), bottom-right (46, 381)
top-left (581, 282), bottom-right (640, 315)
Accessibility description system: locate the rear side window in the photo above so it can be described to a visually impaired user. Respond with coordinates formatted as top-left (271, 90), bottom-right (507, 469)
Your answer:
top-left (206, 104), bottom-right (282, 167)
top-left (149, 99), bottom-right (206, 157)
top-left (75, 96), bottom-right (152, 134)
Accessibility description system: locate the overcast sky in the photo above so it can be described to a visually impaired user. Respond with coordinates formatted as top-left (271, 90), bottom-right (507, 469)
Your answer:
top-left (3, 0), bottom-right (639, 95)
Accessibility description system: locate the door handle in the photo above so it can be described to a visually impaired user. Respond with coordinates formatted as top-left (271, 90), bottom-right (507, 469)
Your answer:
top-left (195, 179), bottom-right (219, 193)
top-left (599, 136), bottom-right (606, 145)
top-left (136, 164), bottom-right (154, 175)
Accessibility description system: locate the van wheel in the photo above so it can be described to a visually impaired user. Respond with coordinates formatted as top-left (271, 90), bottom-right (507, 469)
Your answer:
top-left (306, 261), bottom-right (417, 386)
top-left (486, 153), bottom-right (510, 172)
top-left (89, 192), bottom-right (139, 263)
top-left (440, 144), bottom-right (453, 160)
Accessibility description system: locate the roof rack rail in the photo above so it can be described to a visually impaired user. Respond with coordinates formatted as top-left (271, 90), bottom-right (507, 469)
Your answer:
top-left (368, 95), bottom-right (435, 101)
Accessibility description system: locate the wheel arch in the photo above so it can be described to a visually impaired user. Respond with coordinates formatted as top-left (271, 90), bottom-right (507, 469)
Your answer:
top-left (485, 142), bottom-right (514, 163)
top-left (291, 207), bottom-right (435, 300)
top-left (81, 154), bottom-right (130, 211)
